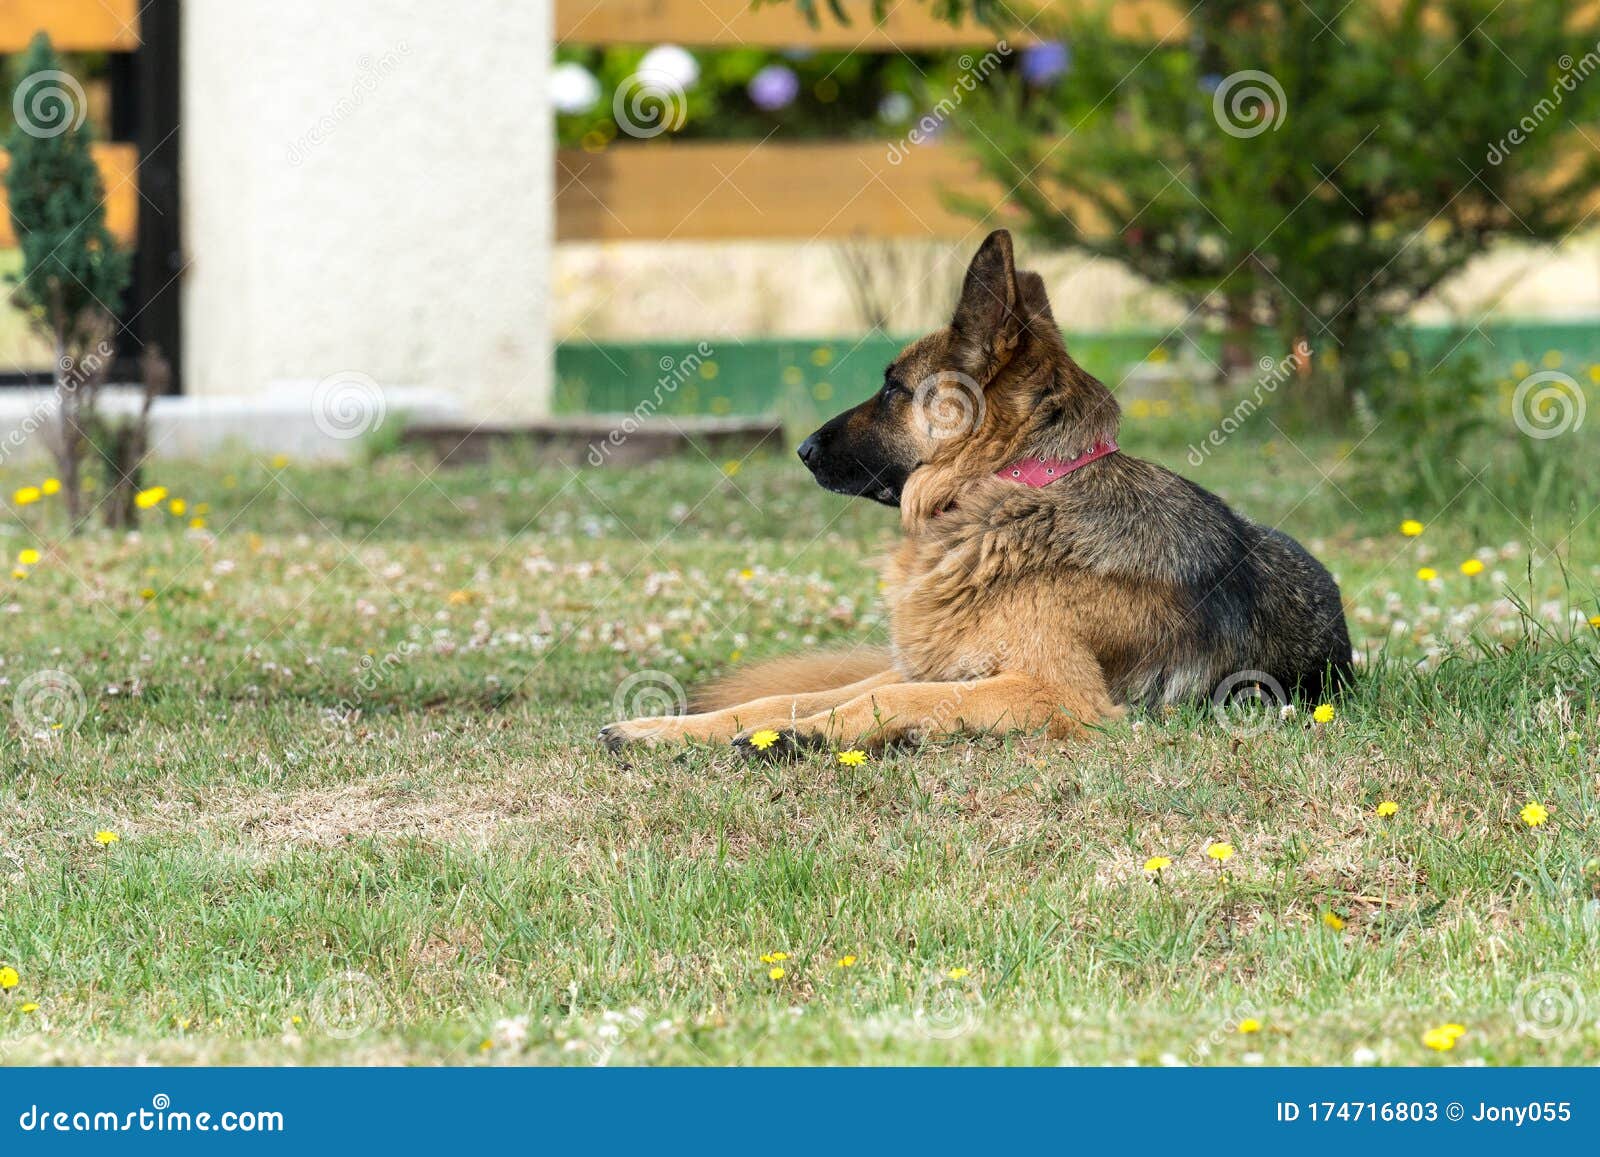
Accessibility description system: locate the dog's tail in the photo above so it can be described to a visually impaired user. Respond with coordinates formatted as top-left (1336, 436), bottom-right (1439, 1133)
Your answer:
top-left (689, 646), bottom-right (895, 713)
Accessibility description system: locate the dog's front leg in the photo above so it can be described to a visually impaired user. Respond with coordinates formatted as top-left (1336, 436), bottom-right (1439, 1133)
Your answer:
top-left (732, 668), bottom-right (1120, 754)
top-left (600, 669), bottom-right (902, 751)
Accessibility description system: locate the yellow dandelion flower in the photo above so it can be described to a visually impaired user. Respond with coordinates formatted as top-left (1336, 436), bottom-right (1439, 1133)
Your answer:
top-left (94, 830), bottom-right (119, 845)
top-left (759, 952), bottom-right (788, 964)
top-left (168, 498), bottom-right (186, 516)
top-left (1416, 567), bottom-right (1438, 581)
top-left (1206, 842), bottom-right (1235, 862)
top-left (189, 518), bottom-right (206, 530)
top-left (835, 955), bottom-right (857, 969)
top-left (139, 587), bottom-right (157, 601)
top-left (1237, 1018), bottom-right (1262, 1034)
top-left (1459, 559), bottom-right (1485, 576)
top-left (1313, 703), bottom-right (1335, 724)
top-left (837, 749), bottom-right (867, 766)
top-left (11, 568), bottom-right (27, 580)
top-left (1400, 519), bottom-right (1424, 537)
top-left (0, 966), bottom-right (17, 989)
top-left (721, 460), bottom-right (741, 477)
top-left (40, 478), bottom-right (60, 496)
top-left (1322, 911), bottom-right (1346, 931)
top-left (1542, 349), bottom-right (1563, 369)
top-left (1519, 802), bottom-right (1549, 828)
top-left (17, 548), bottom-right (40, 566)
top-left (1143, 856), bottom-right (1172, 873)
top-left (20, 1002), bottom-right (38, 1013)
top-left (1422, 1023), bottom-right (1466, 1051)
top-left (947, 967), bottom-right (970, 980)
top-left (1589, 614), bottom-right (1600, 629)
top-left (270, 454), bottom-right (289, 469)
top-left (13, 486), bottom-right (41, 506)
top-left (768, 967), bottom-right (785, 981)
top-left (134, 486), bottom-right (167, 509)
top-left (737, 568), bottom-right (754, 580)
top-left (1376, 800), bottom-right (1399, 817)
top-left (748, 729), bottom-right (780, 751)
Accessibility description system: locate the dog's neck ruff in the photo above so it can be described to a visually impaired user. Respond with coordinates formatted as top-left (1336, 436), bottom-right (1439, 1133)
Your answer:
top-left (995, 439), bottom-right (1118, 486)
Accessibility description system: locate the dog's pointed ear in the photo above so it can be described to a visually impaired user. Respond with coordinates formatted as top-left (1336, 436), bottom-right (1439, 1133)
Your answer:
top-left (950, 229), bottom-right (1022, 382)
top-left (1016, 271), bottom-right (1055, 330)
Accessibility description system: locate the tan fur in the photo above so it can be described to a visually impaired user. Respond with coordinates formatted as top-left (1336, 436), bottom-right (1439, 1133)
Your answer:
top-left (687, 646), bottom-right (897, 712)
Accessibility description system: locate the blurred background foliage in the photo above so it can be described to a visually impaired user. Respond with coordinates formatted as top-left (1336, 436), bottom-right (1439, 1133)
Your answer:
top-left (949, 1), bottom-right (1599, 407)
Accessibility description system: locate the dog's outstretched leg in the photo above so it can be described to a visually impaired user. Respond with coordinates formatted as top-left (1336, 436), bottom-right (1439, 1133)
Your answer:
top-left (600, 669), bottom-right (901, 751)
top-left (731, 667), bottom-right (1120, 755)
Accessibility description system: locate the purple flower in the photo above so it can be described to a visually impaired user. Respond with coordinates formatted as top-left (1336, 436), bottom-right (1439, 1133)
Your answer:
top-left (748, 65), bottom-right (800, 111)
top-left (1021, 41), bottom-right (1071, 86)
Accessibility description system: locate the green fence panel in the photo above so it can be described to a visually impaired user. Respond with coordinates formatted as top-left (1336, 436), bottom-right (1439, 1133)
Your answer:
top-left (555, 321), bottom-right (1600, 419)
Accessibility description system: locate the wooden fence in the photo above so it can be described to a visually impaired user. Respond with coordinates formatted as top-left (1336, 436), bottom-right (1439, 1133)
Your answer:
top-left (555, 0), bottom-right (1077, 241)
top-left (0, 0), bottom-right (179, 388)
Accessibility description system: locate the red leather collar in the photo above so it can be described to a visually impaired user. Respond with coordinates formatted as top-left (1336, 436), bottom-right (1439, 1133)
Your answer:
top-left (932, 439), bottom-right (1118, 518)
top-left (995, 439), bottom-right (1119, 486)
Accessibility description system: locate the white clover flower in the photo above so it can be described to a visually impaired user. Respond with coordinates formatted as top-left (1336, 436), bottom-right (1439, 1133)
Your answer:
top-left (491, 1014), bottom-right (529, 1049)
top-left (639, 44), bottom-right (699, 89)
top-left (550, 62), bottom-right (601, 114)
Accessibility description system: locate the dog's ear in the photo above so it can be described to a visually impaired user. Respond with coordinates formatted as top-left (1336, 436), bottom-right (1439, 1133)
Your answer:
top-left (950, 229), bottom-right (1022, 382)
top-left (1016, 271), bottom-right (1055, 330)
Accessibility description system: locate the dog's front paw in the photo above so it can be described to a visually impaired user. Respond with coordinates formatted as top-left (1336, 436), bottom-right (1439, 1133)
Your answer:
top-left (731, 727), bottom-right (826, 762)
top-left (598, 718), bottom-right (670, 753)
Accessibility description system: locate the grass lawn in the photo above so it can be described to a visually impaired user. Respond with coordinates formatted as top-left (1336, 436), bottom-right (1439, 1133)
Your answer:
top-left (0, 409), bottom-right (1597, 1066)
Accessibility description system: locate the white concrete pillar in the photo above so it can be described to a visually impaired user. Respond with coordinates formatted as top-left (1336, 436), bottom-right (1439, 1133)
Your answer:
top-left (181, 0), bottom-right (552, 432)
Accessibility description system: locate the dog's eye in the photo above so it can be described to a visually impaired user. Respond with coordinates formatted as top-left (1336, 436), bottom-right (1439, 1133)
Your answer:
top-left (880, 379), bottom-right (906, 401)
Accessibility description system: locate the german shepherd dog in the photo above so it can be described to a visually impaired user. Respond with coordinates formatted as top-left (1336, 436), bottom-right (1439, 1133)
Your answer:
top-left (602, 230), bottom-right (1351, 754)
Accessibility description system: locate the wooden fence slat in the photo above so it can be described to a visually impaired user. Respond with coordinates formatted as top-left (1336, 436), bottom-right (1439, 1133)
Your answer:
top-left (0, 0), bottom-right (141, 51)
top-left (557, 0), bottom-right (1190, 46)
top-left (557, 140), bottom-right (1016, 240)
top-left (558, 0), bottom-right (1017, 48)
top-left (0, 142), bottom-right (139, 246)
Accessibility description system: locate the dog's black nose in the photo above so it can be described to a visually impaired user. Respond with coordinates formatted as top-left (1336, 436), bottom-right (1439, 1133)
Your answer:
top-left (797, 434), bottom-right (821, 466)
